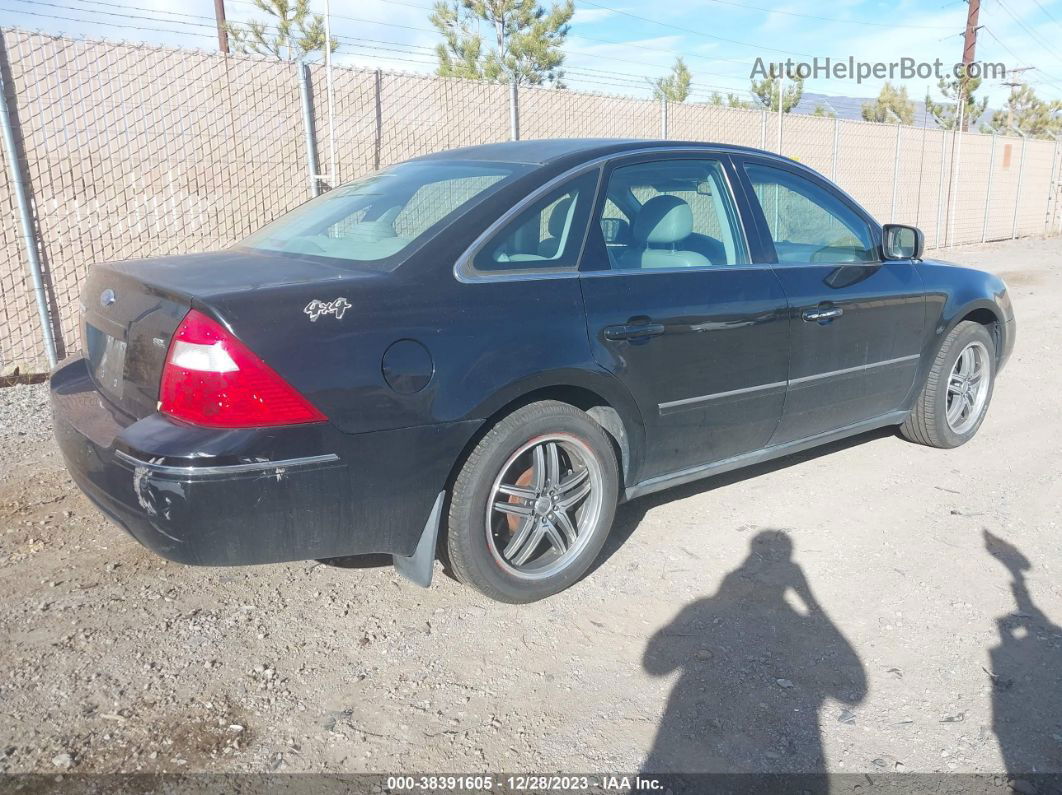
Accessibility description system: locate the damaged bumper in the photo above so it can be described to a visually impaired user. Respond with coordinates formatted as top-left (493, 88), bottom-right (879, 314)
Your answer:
top-left (50, 356), bottom-right (471, 567)
top-left (114, 450), bottom-right (348, 565)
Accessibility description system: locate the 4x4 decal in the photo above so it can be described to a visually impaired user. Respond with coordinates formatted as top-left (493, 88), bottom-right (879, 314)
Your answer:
top-left (304, 298), bottom-right (351, 322)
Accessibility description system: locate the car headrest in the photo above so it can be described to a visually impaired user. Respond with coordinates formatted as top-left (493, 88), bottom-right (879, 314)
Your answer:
top-left (347, 205), bottom-right (401, 241)
top-left (345, 220), bottom-right (398, 241)
top-left (633, 195), bottom-right (694, 245)
top-left (547, 197), bottom-right (574, 238)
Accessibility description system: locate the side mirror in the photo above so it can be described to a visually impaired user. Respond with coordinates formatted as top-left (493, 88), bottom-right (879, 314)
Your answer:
top-left (882, 224), bottom-right (924, 261)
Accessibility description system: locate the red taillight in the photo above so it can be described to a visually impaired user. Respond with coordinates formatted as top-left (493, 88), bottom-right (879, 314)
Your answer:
top-left (159, 309), bottom-right (326, 428)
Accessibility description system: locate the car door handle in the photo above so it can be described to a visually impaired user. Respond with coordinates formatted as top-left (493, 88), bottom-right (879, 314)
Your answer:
top-left (802, 306), bottom-right (844, 323)
top-left (604, 322), bottom-right (665, 341)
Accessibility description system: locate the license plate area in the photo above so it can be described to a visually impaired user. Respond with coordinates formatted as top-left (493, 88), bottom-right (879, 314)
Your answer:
top-left (85, 322), bottom-right (127, 399)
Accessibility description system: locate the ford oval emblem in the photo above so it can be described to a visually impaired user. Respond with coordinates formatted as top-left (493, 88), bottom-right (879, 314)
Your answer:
top-left (100, 288), bottom-right (116, 308)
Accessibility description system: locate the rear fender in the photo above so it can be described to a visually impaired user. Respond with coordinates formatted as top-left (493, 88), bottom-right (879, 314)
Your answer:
top-left (466, 366), bottom-right (648, 487)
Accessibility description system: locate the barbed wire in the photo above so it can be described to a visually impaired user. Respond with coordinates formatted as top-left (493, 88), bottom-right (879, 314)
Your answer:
top-left (6, 0), bottom-right (1062, 107)
top-left (691, 0), bottom-right (955, 30)
top-left (980, 25), bottom-right (1062, 93)
top-left (990, 0), bottom-right (1062, 68)
top-left (10, 0), bottom-right (754, 89)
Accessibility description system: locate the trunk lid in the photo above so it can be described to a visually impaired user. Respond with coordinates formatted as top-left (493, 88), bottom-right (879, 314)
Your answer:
top-left (81, 249), bottom-right (373, 420)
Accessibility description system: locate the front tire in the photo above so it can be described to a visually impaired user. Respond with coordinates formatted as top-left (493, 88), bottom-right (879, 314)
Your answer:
top-left (446, 400), bottom-right (619, 603)
top-left (900, 321), bottom-right (996, 448)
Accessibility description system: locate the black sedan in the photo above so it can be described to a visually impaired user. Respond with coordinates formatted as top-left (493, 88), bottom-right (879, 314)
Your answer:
top-left (51, 139), bottom-right (1015, 603)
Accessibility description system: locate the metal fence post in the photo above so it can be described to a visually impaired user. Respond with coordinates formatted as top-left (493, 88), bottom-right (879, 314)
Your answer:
top-left (760, 110), bottom-right (767, 150)
top-left (0, 40), bottom-right (58, 368)
top-left (981, 134), bottom-right (997, 242)
top-left (373, 69), bottom-right (382, 171)
top-left (945, 128), bottom-right (964, 247)
top-left (1049, 135), bottom-right (1057, 234)
top-left (323, 0), bottom-right (337, 186)
top-left (913, 117), bottom-right (929, 229)
top-left (1011, 131), bottom-right (1027, 239)
top-left (509, 78), bottom-right (519, 141)
top-left (831, 117), bottom-right (839, 182)
top-left (296, 62), bottom-right (320, 198)
top-left (941, 98), bottom-right (967, 248)
top-left (1045, 134), bottom-right (1060, 235)
top-left (775, 76), bottom-right (784, 155)
top-left (935, 131), bottom-right (946, 247)
top-left (659, 97), bottom-right (667, 139)
top-left (890, 123), bottom-right (901, 222)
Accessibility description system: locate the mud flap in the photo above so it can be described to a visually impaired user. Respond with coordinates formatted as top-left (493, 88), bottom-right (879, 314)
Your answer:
top-left (393, 491), bottom-right (444, 588)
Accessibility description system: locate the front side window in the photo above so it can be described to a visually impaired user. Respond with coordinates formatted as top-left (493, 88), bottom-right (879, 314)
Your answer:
top-left (241, 161), bottom-right (525, 267)
top-left (599, 159), bottom-right (748, 270)
top-left (471, 170), bottom-right (598, 274)
top-left (745, 163), bottom-right (876, 264)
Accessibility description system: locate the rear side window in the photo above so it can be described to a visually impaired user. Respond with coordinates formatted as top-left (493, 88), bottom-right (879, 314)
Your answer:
top-left (241, 161), bottom-right (524, 267)
top-left (745, 163), bottom-right (876, 264)
top-left (471, 171), bottom-right (599, 275)
top-left (600, 159), bottom-right (748, 269)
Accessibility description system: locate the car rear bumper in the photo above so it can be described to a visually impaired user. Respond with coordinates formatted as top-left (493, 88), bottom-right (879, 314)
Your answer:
top-left (51, 355), bottom-right (477, 566)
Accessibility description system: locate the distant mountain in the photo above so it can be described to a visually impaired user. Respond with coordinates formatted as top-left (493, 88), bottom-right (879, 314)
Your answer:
top-left (794, 91), bottom-right (938, 126)
top-left (791, 91), bottom-right (1001, 130)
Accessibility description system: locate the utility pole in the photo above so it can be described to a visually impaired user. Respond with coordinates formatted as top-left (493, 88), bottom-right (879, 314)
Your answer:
top-left (957, 0), bottom-right (981, 131)
top-left (1002, 66), bottom-right (1033, 129)
top-left (941, 0), bottom-right (981, 244)
top-left (962, 0), bottom-right (980, 65)
top-left (214, 0), bottom-right (229, 54)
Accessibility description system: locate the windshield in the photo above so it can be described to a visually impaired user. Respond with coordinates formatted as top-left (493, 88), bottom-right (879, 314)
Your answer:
top-left (241, 161), bottom-right (527, 266)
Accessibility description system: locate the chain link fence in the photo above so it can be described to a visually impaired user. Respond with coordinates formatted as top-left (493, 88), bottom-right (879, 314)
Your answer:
top-left (2, 28), bottom-right (1061, 374)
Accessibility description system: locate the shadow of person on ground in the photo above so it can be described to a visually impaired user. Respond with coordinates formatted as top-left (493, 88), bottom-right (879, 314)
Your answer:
top-left (984, 530), bottom-right (1062, 783)
top-left (641, 530), bottom-right (866, 788)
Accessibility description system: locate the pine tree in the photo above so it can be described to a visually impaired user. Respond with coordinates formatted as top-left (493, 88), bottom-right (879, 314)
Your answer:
top-left (431, 0), bottom-right (574, 86)
top-left (225, 0), bottom-right (335, 61)
top-left (750, 74), bottom-right (803, 113)
top-left (652, 58), bottom-right (692, 103)
top-left (925, 72), bottom-right (988, 130)
top-left (709, 91), bottom-right (752, 109)
top-left (811, 104), bottom-right (836, 118)
top-left (431, 1), bottom-right (484, 79)
top-left (990, 84), bottom-right (1062, 139)
top-left (861, 82), bottom-right (915, 125)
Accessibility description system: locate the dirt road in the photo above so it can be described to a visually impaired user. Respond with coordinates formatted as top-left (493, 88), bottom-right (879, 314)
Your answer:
top-left (1, 238), bottom-right (1059, 777)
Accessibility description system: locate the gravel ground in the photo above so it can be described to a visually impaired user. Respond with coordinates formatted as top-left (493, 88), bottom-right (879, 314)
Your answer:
top-left (0, 237), bottom-right (1059, 778)
top-left (0, 382), bottom-right (51, 482)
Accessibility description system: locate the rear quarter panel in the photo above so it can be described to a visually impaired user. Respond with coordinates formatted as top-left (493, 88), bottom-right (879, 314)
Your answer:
top-left (204, 253), bottom-right (648, 482)
top-left (203, 161), bottom-right (651, 484)
top-left (205, 266), bottom-right (604, 426)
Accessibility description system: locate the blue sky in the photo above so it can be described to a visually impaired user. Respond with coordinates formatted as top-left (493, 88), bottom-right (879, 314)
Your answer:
top-left (5, 0), bottom-right (1062, 108)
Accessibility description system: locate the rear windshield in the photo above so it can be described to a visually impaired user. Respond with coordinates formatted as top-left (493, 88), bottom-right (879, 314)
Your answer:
top-left (240, 161), bottom-right (527, 266)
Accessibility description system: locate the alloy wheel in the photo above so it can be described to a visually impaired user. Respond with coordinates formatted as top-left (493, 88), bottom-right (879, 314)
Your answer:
top-left (946, 341), bottom-right (990, 434)
top-left (485, 434), bottom-right (604, 581)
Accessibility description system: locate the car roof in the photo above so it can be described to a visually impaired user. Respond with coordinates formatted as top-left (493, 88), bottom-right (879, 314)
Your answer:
top-left (410, 138), bottom-right (784, 166)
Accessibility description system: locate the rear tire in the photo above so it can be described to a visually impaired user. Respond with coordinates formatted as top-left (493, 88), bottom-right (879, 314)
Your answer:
top-left (446, 401), bottom-right (619, 603)
top-left (900, 321), bottom-right (996, 448)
